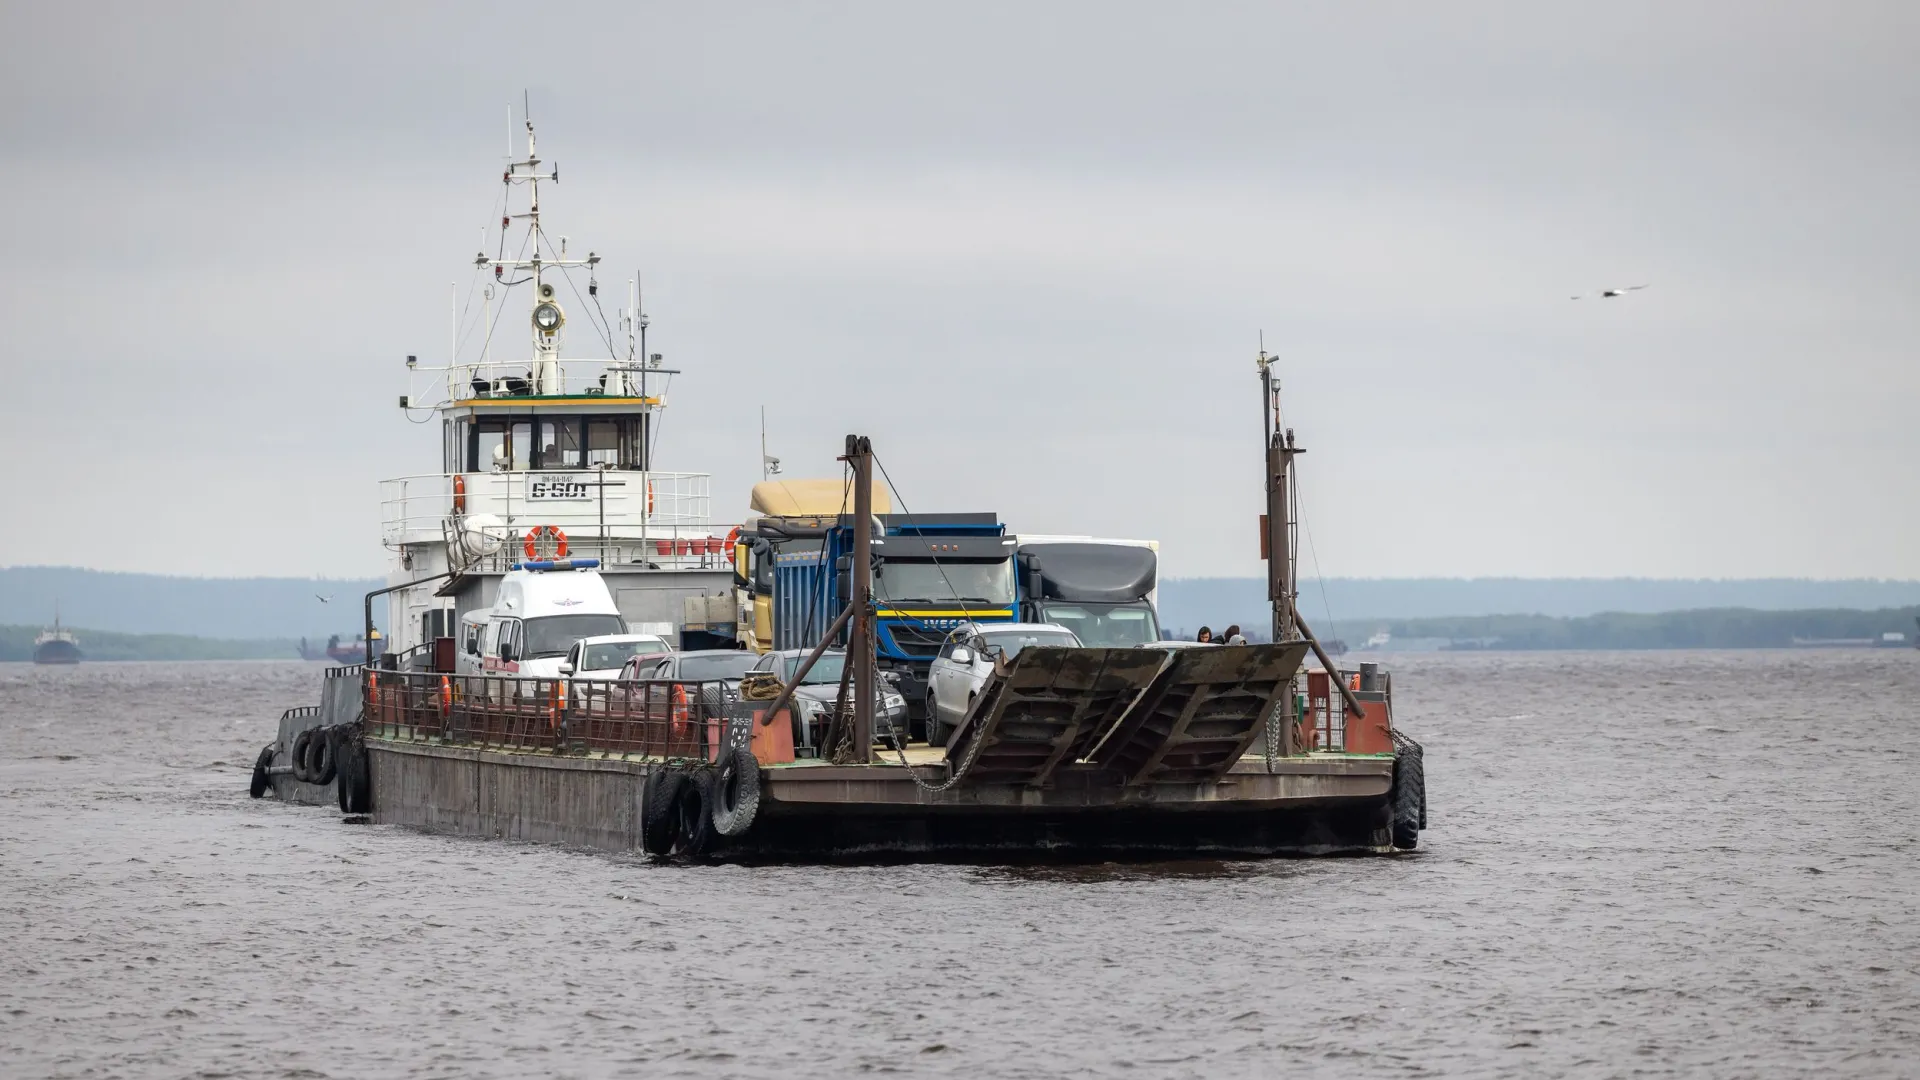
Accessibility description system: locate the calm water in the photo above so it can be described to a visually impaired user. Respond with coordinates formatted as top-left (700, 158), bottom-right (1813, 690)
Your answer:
top-left (1, 652), bottom-right (1916, 1078)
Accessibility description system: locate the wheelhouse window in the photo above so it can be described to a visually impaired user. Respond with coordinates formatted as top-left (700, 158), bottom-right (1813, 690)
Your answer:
top-left (537, 420), bottom-right (583, 469)
top-left (463, 416), bottom-right (647, 473)
top-left (470, 421), bottom-right (509, 472)
top-left (587, 420), bottom-right (621, 468)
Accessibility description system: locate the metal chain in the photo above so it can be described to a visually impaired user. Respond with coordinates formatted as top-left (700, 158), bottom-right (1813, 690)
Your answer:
top-left (879, 716), bottom-right (991, 794)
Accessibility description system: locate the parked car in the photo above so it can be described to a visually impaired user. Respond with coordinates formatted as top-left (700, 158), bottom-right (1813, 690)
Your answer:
top-left (617, 649), bottom-right (761, 691)
top-left (749, 648), bottom-right (910, 752)
top-left (925, 622), bottom-right (1081, 746)
top-left (559, 634), bottom-right (672, 692)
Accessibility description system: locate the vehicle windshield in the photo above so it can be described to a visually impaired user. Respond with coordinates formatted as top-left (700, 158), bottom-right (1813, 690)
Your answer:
top-left (677, 653), bottom-right (760, 682)
top-left (979, 629), bottom-right (1079, 657)
top-left (874, 559), bottom-right (1015, 606)
top-left (784, 654), bottom-right (847, 685)
top-left (524, 614), bottom-right (627, 659)
top-left (1036, 603), bottom-right (1160, 647)
top-left (581, 639), bottom-right (667, 670)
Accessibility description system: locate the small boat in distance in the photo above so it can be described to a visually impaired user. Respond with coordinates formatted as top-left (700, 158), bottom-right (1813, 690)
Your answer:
top-left (299, 633), bottom-right (372, 665)
top-left (33, 611), bottom-right (82, 665)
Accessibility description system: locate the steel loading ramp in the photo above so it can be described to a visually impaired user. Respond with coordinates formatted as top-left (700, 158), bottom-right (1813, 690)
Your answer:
top-left (941, 647), bottom-right (1172, 788)
top-left (941, 642), bottom-right (1309, 788)
top-left (1085, 642), bottom-right (1309, 784)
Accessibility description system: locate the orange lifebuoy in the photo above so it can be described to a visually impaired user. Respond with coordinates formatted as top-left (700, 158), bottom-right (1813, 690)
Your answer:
top-left (725, 527), bottom-right (742, 566)
top-left (670, 683), bottom-right (690, 737)
top-left (523, 525), bottom-right (569, 560)
top-left (647, 480), bottom-right (655, 515)
top-left (452, 474), bottom-right (466, 514)
top-left (440, 675), bottom-right (452, 713)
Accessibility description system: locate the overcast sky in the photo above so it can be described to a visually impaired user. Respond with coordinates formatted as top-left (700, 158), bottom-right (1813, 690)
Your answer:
top-left (2, 2), bottom-right (1914, 580)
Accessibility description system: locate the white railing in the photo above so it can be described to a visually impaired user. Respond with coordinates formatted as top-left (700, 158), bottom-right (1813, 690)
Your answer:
top-left (381, 471), bottom-right (714, 547)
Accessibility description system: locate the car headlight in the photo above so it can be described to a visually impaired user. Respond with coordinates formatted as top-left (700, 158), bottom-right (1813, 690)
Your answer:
top-left (883, 693), bottom-right (905, 711)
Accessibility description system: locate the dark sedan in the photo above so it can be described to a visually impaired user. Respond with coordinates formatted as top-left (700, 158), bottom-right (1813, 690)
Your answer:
top-left (749, 649), bottom-right (911, 751)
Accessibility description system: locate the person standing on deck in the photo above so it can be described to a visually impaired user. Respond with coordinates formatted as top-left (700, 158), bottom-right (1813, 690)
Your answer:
top-left (1196, 626), bottom-right (1213, 643)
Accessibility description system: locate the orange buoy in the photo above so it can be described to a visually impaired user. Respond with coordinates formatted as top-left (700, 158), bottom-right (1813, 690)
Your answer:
top-left (523, 525), bottom-right (569, 561)
top-left (452, 474), bottom-right (466, 514)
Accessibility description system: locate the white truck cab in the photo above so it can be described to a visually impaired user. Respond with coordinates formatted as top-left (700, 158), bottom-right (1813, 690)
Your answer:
top-left (456, 568), bottom-right (628, 681)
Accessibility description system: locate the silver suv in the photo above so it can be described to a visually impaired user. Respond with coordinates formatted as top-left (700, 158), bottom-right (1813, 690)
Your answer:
top-left (925, 622), bottom-right (1081, 746)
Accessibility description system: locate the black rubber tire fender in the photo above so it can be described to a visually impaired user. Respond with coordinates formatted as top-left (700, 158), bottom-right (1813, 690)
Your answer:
top-left (310, 726), bottom-right (338, 787)
top-left (676, 768), bottom-right (719, 857)
top-left (249, 744), bottom-right (274, 799)
top-left (710, 745), bottom-right (763, 838)
top-left (641, 768), bottom-right (685, 857)
top-left (342, 734), bottom-right (373, 814)
top-left (1391, 747), bottom-right (1423, 850)
top-left (289, 728), bottom-right (315, 785)
top-left (336, 734), bottom-right (361, 812)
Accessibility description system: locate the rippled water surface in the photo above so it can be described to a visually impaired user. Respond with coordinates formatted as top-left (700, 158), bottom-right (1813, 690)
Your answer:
top-left (2, 652), bottom-right (1917, 1078)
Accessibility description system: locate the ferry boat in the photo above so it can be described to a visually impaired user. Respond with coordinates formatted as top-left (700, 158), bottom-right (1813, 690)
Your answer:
top-left (248, 112), bottom-right (1427, 862)
top-left (32, 612), bottom-right (81, 665)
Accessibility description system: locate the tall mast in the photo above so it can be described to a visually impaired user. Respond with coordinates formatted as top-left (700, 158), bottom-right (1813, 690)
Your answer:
top-left (1259, 344), bottom-right (1300, 644)
top-left (474, 99), bottom-right (598, 395)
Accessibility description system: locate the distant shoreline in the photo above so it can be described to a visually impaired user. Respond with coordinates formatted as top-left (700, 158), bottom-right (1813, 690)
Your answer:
top-left (8, 606), bottom-right (1917, 661)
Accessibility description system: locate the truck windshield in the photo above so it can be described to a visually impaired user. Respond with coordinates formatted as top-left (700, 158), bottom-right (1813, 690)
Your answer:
top-left (524, 614), bottom-right (627, 659)
top-left (1037, 603), bottom-right (1160, 647)
top-left (874, 559), bottom-right (1015, 607)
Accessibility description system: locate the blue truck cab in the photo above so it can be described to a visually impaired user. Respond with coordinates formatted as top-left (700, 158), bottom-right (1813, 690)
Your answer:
top-left (764, 512), bottom-right (1018, 731)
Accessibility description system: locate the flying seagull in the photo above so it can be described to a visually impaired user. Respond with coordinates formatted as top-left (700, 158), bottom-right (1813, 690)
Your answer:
top-left (315, 593), bottom-right (332, 603)
top-left (1571, 284), bottom-right (1650, 300)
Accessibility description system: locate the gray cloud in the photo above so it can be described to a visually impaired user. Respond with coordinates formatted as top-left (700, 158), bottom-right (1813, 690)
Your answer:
top-left (3, 2), bottom-right (1914, 578)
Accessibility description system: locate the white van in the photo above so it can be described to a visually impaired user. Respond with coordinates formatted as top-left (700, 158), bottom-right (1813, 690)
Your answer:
top-left (456, 568), bottom-right (628, 682)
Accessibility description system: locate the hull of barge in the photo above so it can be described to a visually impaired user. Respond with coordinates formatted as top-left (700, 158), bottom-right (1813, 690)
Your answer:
top-left (362, 737), bottom-right (1398, 859)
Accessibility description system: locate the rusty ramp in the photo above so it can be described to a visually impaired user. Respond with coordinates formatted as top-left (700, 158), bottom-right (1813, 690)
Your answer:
top-left (941, 647), bottom-right (1172, 787)
top-left (1085, 642), bottom-right (1309, 784)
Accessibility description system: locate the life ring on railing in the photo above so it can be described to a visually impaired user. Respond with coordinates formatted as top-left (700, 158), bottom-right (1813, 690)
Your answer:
top-left (725, 526), bottom-right (741, 565)
top-left (647, 481), bottom-right (655, 516)
top-left (524, 525), bottom-right (569, 560)
top-left (440, 675), bottom-right (452, 714)
top-left (669, 684), bottom-right (690, 737)
top-left (452, 474), bottom-right (466, 514)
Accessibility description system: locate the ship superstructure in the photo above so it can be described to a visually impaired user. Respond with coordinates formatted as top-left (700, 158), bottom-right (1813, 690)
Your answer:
top-left (32, 609), bottom-right (81, 665)
top-left (379, 110), bottom-right (737, 657)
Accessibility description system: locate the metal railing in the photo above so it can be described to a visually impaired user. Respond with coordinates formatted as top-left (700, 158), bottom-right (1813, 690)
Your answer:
top-left (381, 471), bottom-right (715, 546)
top-left (462, 532), bottom-right (742, 574)
top-left (443, 359), bottom-right (670, 401)
top-left (362, 670), bottom-right (748, 763)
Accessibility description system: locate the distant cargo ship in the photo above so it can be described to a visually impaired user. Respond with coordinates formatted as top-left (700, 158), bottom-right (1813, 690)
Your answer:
top-left (32, 613), bottom-right (82, 665)
top-left (299, 633), bottom-right (373, 665)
